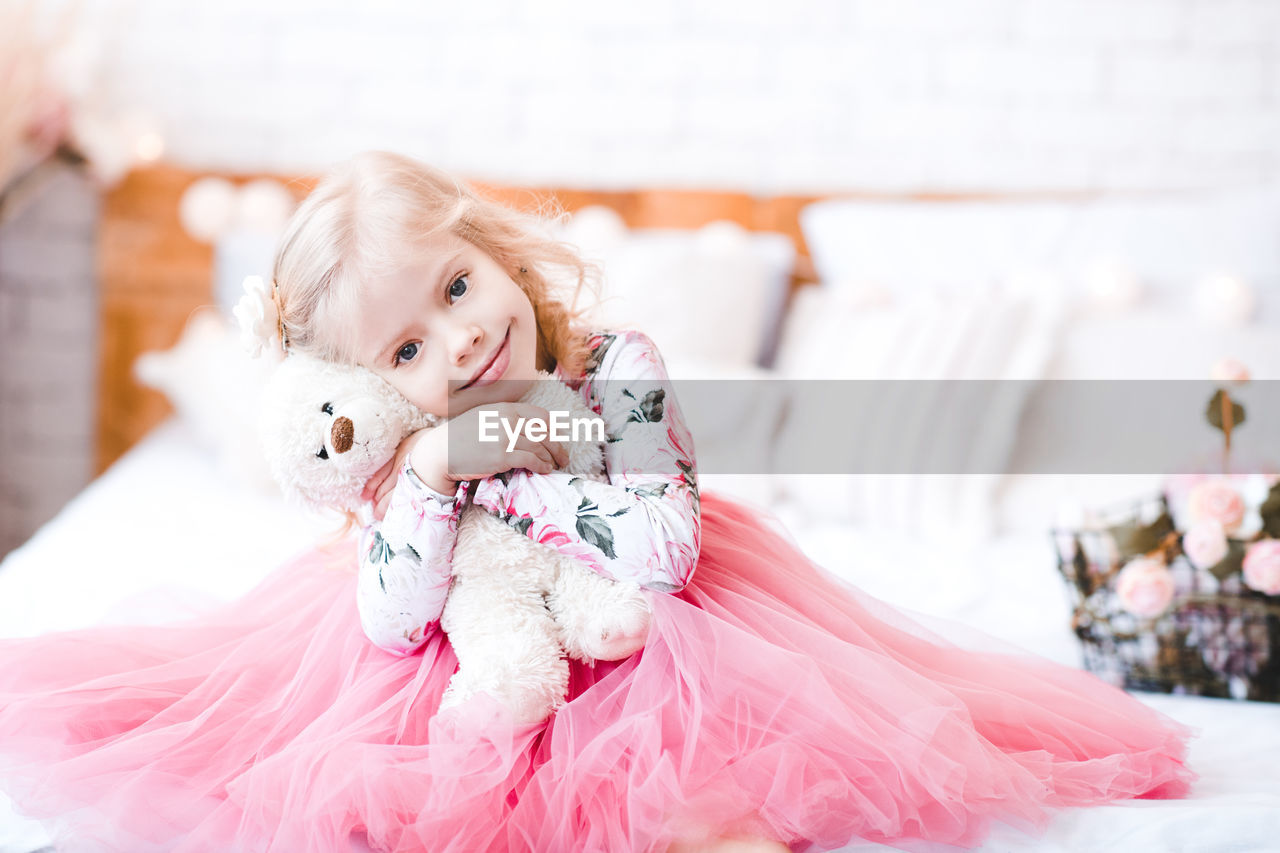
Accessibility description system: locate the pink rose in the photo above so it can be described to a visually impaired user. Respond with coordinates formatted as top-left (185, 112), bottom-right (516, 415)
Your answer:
top-left (1186, 480), bottom-right (1246, 534)
top-left (1182, 520), bottom-right (1229, 570)
top-left (1115, 557), bottom-right (1176, 619)
top-left (1242, 539), bottom-right (1280, 595)
top-left (535, 524), bottom-right (574, 549)
top-left (1210, 357), bottom-right (1250, 384)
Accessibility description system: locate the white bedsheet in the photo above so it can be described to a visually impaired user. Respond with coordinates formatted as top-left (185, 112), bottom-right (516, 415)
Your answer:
top-left (0, 420), bottom-right (335, 640)
top-left (1, 429), bottom-right (1278, 852)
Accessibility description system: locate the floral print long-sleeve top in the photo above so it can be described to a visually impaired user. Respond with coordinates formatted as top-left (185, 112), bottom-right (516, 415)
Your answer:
top-left (354, 330), bottom-right (702, 656)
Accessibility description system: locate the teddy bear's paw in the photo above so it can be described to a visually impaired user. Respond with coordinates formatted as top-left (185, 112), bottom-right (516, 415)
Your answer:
top-left (581, 603), bottom-right (652, 662)
top-left (438, 673), bottom-right (477, 713)
top-left (557, 587), bottom-right (652, 663)
top-left (497, 653), bottom-right (570, 725)
top-left (583, 619), bottom-right (651, 662)
top-left (439, 683), bottom-right (562, 727)
top-left (441, 654), bottom-right (569, 726)
top-left (505, 687), bottom-right (566, 726)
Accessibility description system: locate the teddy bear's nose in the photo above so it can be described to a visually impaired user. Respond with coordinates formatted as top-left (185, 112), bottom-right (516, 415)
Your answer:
top-left (331, 416), bottom-right (355, 454)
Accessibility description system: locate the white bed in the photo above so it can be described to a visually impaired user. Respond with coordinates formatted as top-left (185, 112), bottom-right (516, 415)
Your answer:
top-left (2, 421), bottom-right (1278, 853)
top-left (8, 183), bottom-right (1280, 851)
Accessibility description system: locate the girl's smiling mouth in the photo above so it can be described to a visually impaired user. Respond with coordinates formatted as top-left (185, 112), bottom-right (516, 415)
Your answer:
top-left (459, 327), bottom-right (511, 391)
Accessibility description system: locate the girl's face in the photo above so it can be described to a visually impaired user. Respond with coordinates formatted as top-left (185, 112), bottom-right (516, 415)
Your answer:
top-left (353, 232), bottom-right (538, 418)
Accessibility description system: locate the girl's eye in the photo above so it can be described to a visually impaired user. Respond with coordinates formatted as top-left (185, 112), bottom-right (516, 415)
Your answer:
top-left (321, 402), bottom-right (334, 415)
top-left (316, 447), bottom-right (329, 460)
top-left (394, 342), bottom-right (420, 367)
top-left (447, 274), bottom-right (469, 303)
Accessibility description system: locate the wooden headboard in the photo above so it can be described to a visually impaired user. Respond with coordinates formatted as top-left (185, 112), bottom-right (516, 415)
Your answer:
top-left (96, 164), bottom-right (1042, 474)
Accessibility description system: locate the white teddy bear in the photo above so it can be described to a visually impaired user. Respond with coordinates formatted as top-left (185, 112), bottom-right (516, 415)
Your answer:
top-left (260, 353), bottom-right (653, 725)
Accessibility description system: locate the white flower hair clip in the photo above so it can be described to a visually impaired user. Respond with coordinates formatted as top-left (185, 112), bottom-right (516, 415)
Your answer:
top-left (233, 274), bottom-right (288, 358)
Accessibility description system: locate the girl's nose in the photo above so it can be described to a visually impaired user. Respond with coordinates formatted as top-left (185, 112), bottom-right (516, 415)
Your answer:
top-left (452, 325), bottom-right (483, 366)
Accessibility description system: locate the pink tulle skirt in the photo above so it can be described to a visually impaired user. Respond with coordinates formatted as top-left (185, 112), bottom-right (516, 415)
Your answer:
top-left (0, 492), bottom-right (1194, 852)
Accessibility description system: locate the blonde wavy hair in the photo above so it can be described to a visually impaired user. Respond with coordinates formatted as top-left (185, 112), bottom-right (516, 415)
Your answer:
top-left (271, 150), bottom-right (600, 378)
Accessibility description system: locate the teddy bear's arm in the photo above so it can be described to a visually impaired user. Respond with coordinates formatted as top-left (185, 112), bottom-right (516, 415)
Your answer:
top-left (470, 330), bottom-right (701, 591)
top-left (354, 465), bottom-right (464, 655)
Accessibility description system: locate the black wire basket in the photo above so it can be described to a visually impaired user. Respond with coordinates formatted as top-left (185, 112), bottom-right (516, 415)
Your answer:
top-left (1051, 493), bottom-right (1280, 702)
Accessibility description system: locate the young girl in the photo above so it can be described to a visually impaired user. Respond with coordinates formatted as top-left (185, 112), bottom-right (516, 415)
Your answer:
top-left (0, 151), bottom-right (1194, 853)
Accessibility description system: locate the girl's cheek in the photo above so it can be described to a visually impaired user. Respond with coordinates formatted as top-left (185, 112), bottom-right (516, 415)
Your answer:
top-left (384, 374), bottom-right (426, 413)
top-left (418, 386), bottom-right (450, 421)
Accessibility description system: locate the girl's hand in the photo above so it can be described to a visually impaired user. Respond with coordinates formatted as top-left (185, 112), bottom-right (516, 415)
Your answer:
top-left (362, 428), bottom-right (433, 522)
top-left (437, 402), bottom-right (570, 482)
top-left (363, 403), bottom-right (571, 522)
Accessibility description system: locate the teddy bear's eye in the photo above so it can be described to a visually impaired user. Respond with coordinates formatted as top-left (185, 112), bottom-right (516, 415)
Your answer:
top-left (321, 402), bottom-right (334, 415)
top-left (316, 447), bottom-right (329, 460)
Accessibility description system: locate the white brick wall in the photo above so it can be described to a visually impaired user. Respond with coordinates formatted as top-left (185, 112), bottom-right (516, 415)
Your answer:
top-left (0, 167), bottom-right (99, 558)
top-left (68, 0), bottom-right (1277, 192)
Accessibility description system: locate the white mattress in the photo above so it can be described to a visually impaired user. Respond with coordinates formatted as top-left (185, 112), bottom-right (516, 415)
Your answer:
top-left (1, 426), bottom-right (1278, 852)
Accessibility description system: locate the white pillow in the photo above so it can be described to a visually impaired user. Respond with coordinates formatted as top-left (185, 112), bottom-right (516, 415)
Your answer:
top-left (771, 284), bottom-right (1063, 546)
top-left (800, 199), bottom-right (1076, 293)
top-left (998, 211), bottom-right (1280, 536)
top-left (133, 308), bottom-right (279, 492)
top-left (1044, 304), bottom-right (1280, 380)
top-left (799, 187), bottom-right (1280, 298)
top-left (556, 206), bottom-right (795, 368)
top-left (797, 188), bottom-right (1280, 541)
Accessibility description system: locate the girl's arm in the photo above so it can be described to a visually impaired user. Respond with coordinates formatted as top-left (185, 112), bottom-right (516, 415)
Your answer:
top-left (355, 467), bottom-right (466, 655)
top-left (469, 330), bottom-right (701, 591)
